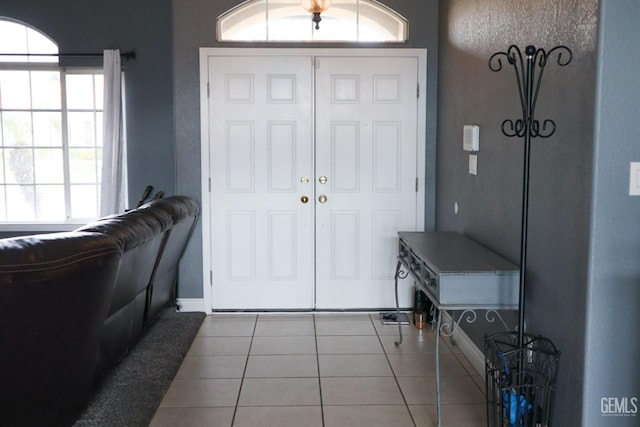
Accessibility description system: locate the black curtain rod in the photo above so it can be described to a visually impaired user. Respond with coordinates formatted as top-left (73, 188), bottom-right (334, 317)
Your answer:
top-left (0, 50), bottom-right (136, 60)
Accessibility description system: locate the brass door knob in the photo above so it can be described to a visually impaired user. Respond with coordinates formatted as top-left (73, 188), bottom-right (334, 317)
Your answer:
top-left (318, 194), bottom-right (327, 203)
top-left (301, 195), bottom-right (309, 204)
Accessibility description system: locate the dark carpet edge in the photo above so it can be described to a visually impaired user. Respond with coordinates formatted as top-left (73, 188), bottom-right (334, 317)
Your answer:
top-left (73, 308), bottom-right (206, 427)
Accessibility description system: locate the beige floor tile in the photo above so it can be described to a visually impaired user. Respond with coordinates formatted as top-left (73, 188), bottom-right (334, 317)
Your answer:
top-left (245, 355), bottom-right (318, 378)
top-left (152, 312), bottom-right (492, 425)
top-left (187, 336), bottom-right (252, 356)
top-left (387, 353), bottom-right (468, 377)
top-left (315, 317), bottom-right (377, 336)
top-left (397, 376), bottom-right (485, 405)
top-left (323, 404), bottom-right (415, 427)
top-left (258, 314), bottom-right (315, 321)
top-left (314, 313), bottom-right (373, 321)
top-left (250, 336), bottom-right (317, 355)
top-left (159, 378), bottom-right (241, 407)
top-left (233, 406), bottom-right (323, 427)
top-left (254, 317), bottom-right (315, 336)
top-left (318, 354), bottom-right (393, 377)
top-left (321, 377), bottom-right (404, 405)
top-left (454, 351), bottom-right (482, 376)
top-left (442, 334), bottom-right (464, 354)
top-left (409, 403), bottom-right (486, 427)
top-left (175, 355), bottom-right (247, 379)
top-left (196, 315), bottom-right (256, 337)
top-left (316, 335), bottom-right (384, 354)
top-left (149, 406), bottom-right (234, 427)
top-left (238, 378), bottom-right (321, 406)
top-left (379, 332), bottom-right (452, 355)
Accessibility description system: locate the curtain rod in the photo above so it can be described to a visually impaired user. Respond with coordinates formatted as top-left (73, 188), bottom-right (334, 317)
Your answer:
top-left (0, 50), bottom-right (136, 60)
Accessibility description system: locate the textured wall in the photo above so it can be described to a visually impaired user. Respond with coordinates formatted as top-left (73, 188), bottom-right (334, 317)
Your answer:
top-left (437, 0), bottom-right (599, 425)
top-left (172, 0), bottom-right (440, 300)
top-left (584, 1), bottom-right (640, 425)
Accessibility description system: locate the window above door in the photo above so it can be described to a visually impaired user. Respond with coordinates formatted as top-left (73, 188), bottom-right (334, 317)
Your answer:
top-left (217, 0), bottom-right (408, 42)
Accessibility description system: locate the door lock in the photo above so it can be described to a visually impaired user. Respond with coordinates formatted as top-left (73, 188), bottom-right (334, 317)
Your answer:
top-left (319, 176), bottom-right (327, 184)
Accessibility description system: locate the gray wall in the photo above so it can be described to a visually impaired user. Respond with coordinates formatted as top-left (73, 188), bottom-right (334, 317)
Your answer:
top-left (584, 0), bottom-right (640, 425)
top-left (172, 0), bottom-right (440, 299)
top-left (437, 0), bottom-right (639, 425)
top-left (0, 0), bottom-right (175, 210)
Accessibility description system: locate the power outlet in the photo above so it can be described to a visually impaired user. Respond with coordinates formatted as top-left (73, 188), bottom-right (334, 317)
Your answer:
top-left (630, 162), bottom-right (640, 196)
top-left (469, 154), bottom-right (478, 175)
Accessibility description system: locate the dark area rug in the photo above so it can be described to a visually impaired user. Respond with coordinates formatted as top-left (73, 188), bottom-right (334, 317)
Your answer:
top-left (74, 308), bottom-right (205, 426)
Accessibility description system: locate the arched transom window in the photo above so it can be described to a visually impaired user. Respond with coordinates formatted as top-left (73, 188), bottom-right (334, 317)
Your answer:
top-left (0, 19), bottom-right (58, 62)
top-left (217, 0), bottom-right (408, 42)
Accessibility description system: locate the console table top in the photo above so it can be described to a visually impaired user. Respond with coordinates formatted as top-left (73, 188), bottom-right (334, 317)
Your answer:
top-left (398, 231), bottom-right (518, 275)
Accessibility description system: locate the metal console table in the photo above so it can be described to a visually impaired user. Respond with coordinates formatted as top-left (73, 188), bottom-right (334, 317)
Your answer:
top-left (393, 231), bottom-right (519, 427)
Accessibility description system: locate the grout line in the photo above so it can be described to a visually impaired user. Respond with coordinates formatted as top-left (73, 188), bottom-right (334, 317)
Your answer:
top-left (370, 313), bottom-right (418, 427)
top-left (313, 313), bottom-right (326, 427)
top-left (229, 314), bottom-right (258, 426)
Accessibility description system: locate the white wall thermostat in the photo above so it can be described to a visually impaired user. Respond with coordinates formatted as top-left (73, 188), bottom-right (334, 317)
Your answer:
top-left (463, 125), bottom-right (480, 151)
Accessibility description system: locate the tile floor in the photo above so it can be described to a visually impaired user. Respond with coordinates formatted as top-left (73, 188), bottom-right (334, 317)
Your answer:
top-left (150, 313), bottom-right (487, 427)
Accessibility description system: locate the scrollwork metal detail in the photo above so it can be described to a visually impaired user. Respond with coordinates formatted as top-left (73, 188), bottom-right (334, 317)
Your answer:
top-left (484, 310), bottom-right (511, 331)
top-left (489, 44), bottom-right (572, 140)
top-left (395, 267), bottom-right (409, 280)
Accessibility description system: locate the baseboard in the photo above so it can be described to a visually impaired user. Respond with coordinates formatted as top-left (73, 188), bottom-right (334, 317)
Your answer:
top-left (176, 298), bottom-right (207, 313)
top-left (442, 311), bottom-right (485, 377)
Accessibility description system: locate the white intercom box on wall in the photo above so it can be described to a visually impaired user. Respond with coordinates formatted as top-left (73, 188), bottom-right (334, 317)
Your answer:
top-left (463, 125), bottom-right (480, 151)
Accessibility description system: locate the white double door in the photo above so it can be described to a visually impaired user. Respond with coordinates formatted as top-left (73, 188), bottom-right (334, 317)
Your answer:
top-left (203, 49), bottom-right (425, 310)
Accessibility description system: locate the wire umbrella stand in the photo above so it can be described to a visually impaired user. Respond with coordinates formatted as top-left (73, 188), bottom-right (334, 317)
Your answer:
top-left (483, 44), bottom-right (570, 427)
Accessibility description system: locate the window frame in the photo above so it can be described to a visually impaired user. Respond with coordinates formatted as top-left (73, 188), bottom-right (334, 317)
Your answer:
top-left (217, 0), bottom-right (409, 43)
top-left (0, 62), bottom-right (105, 230)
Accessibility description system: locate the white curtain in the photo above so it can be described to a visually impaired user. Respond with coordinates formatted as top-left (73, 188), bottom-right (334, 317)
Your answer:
top-left (100, 49), bottom-right (128, 216)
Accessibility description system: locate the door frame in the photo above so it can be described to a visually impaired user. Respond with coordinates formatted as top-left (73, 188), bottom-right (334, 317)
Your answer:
top-left (199, 47), bottom-right (427, 313)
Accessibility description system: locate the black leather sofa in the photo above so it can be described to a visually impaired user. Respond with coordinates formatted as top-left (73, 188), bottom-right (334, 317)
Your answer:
top-left (0, 195), bottom-right (199, 427)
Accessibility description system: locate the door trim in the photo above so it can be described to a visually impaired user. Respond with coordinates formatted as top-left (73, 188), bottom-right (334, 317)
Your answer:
top-left (199, 47), bottom-right (427, 313)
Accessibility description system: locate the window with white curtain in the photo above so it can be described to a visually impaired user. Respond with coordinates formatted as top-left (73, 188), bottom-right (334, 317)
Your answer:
top-left (0, 19), bottom-right (107, 225)
top-left (217, 0), bottom-right (408, 42)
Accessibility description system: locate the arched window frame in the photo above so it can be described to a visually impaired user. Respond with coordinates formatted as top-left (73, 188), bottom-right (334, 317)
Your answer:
top-left (0, 18), bottom-right (107, 226)
top-left (217, 0), bottom-right (408, 42)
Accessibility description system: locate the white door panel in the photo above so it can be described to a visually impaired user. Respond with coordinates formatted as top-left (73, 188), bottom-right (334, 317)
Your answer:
top-left (314, 56), bottom-right (418, 308)
top-left (208, 56), bottom-right (315, 309)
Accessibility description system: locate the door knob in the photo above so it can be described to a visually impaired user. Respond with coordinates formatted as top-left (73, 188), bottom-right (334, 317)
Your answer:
top-left (301, 195), bottom-right (309, 204)
top-left (318, 194), bottom-right (327, 203)
top-left (319, 176), bottom-right (327, 184)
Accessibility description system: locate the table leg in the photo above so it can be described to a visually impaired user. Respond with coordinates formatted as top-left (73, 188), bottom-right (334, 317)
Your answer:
top-left (435, 308), bottom-right (443, 427)
top-left (394, 260), bottom-right (403, 346)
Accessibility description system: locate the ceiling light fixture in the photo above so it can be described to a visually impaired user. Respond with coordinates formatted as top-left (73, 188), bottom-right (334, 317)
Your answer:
top-left (302, 0), bottom-right (332, 29)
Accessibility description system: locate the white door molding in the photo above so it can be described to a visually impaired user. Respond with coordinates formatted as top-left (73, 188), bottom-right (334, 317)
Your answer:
top-left (200, 47), bottom-right (427, 312)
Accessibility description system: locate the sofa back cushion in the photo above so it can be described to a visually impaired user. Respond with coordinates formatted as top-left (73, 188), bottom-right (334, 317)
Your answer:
top-left (138, 196), bottom-right (199, 322)
top-left (0, 232), bottom-right (121, 426)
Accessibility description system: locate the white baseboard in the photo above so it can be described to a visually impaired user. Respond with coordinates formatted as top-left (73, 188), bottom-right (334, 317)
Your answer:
top-left (442, 311), bottom-right (485, 377)
top-left (176, 298), bottom-right (207, 313)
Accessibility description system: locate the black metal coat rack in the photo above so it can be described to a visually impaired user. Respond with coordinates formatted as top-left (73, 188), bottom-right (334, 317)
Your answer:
top-left (488, 45), bottom-right (572, 348)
